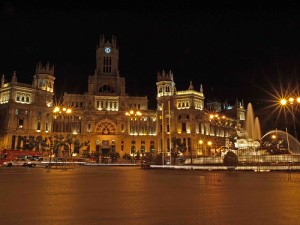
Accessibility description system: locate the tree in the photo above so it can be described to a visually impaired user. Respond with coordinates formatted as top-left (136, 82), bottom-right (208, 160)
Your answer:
top-left (53, 134), bottom-right (66, 157)
top-left (122, 153), bottom-right (131, 160)
top-left (171, 137), bottom-right (186, 164)
top-left (80, 140), bottom-right (90, 155)
top-left (156, 153), bottom-right (165, 164)
top-left (143, 152), bottom-right (154, 162)
top-left (65, 134), bottom-right (75, 156)
top-left (34, 135), bottom-right (48, 152)
top-left (22, 135), bottom-right (35, 150)
top-left (223, 151), bottom-right (239, 167)
top-left (73, 139), bottom-right (80, 154)
top-left (109, 151), bottom-right (120, 163)
top-left (45, 136), bottom-right (54, 156)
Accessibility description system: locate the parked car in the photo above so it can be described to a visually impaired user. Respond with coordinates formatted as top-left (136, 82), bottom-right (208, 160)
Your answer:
top-left (2, 158), bottom-right (37, 167)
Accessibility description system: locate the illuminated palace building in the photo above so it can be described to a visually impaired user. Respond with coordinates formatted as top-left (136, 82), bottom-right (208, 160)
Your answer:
top-left (0, 36), bottom-right (245, 157)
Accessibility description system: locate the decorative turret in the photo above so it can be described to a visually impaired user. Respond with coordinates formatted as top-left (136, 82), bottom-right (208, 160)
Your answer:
top-left (98, 34), bottom-right (117, 49)
top-left (156, 69), bottom-right (176, 99)
top-left (200, 84), bottom-right (203, 93)
top-left (157, 69), bottom-right (174, 82)
top-left (35, 62), bottom-right (54, 76)
top-left (11, 71), bottom-right (17, 83)
top-left (33, 61), bottom-right (55, 93)
top-left (188, 81), bottom-right (194, 90)
top-left (1, 74), bottom-right (5, 86)
top-left (35, 61), bottom-right (54, 75)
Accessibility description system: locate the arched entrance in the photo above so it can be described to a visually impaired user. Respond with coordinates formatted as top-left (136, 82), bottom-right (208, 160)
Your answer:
top-left (95, 119), bottom-right (117, 161)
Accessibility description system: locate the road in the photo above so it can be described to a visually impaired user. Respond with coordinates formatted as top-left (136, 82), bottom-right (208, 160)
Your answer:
top-left (1, 166), bottom-right (300, 225)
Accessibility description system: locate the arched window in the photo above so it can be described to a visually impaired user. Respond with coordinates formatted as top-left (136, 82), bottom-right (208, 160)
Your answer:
top-left (99, 85), bottom-right (114, 93)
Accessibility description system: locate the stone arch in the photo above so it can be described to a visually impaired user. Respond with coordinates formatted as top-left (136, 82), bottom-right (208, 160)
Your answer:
top-left (95, 119), bottom-right (117, 135)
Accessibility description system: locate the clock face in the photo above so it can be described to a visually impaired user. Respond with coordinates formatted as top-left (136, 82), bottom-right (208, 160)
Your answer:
top-left (104, 47), bottom-right (111, 54)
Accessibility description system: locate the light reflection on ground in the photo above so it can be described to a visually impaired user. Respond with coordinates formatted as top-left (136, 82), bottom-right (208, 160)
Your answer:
top-left (0, 166), bottom-right (300, 225)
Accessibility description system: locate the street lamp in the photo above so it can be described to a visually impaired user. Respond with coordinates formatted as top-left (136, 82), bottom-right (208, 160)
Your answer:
top-left (207, 141), bottom-right (212, 157)
top-left (279, 96), bottom-right (299, 140)
top-left (52, 106), bottom-right (72, 134)
top-left (208, 113), bottom-right (228, 149)
top-left (52, 105), bottom-right (72, 158)
top-left (125, 110), bottom-right (142, 164)
top-left (199, 140), bottom-right (203, 156)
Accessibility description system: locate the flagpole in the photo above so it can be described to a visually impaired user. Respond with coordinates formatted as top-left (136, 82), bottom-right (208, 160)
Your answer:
top-left (168, 100), bottom-right (171, 166)
top-left (162, 102), bottom-right (164, 166)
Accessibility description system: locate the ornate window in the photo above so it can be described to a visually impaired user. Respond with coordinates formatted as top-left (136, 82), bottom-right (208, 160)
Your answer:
top-left (18, 119), bottom-right (24, 128)
top-left (38, 111), bottom-right (42, 120)
top-left (37, 121), bottom-right (41, 131)
top-left (99, 84), bottom-right (114, 93)
top-left (39, 80), bottom-right (46, 90)
top-left (15, 92), bottom-right (31, 104)
top-left (0, 91), bottom-right (10, 103)
top-left (95, 119), bottom-right (117, 135)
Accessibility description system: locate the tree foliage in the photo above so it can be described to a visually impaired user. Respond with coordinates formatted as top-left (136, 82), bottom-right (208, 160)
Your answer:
top-left (223, 151), bottom-right (239, 166)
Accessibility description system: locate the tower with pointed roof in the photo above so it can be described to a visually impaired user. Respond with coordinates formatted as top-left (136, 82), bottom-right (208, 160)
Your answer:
top-left (156, 70), bottom-right (176, 110)
top-left (88, 35), bottom-right (125, 96)
top-left (33, 62), bottom-right (55, 93)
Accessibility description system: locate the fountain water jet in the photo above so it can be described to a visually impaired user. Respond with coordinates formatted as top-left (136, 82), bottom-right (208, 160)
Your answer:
top-left (244, 103), bottom-right (262, 141)
top-left (254, 117), bottom-right (262, 141)
top-left (261, 130), bottom-right (300, 155)
top-left (235, 103), bottom-right (262, 150)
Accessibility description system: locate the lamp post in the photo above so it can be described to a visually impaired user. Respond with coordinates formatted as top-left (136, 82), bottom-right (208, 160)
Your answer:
top-left (52, 106), bottom-right (72, 159)
top-left (125, 110), bottom-right (142, 164)
top-left (209, 113), bottom-right (227, 150)
top-left (199, 140), bottom-right (203, 156)
top-left (207, 141), bottom-right (212, 157)
top-left (279, 96), bottom-right (300, 140)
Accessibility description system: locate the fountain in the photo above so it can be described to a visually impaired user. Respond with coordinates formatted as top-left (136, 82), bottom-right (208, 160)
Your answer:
top-left (254, 117), bottom-right (262, 141)
top-left (235, 103), bottom-right (261, 150)
top-left (245, 103), bottom-right (255, 140)
top-left (261, 130), bottom-right (300, 155)
top-left (234, 104), bottom-right (300, 164)
top-left (245, 103), bottom-right (261, 141)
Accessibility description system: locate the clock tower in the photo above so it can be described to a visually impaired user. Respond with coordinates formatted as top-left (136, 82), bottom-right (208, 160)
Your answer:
top-left (88, 35), bottom-right (125, 95)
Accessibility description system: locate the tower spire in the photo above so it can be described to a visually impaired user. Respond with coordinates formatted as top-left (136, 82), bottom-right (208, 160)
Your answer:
top-left (188, 81), bottom-right (194, 90)
top-left (1, 74), bottom-right (5, 86)
top-left (11, 71), bottom-right (17, 83)
top-left (200, 84), bottom-right (203, 93)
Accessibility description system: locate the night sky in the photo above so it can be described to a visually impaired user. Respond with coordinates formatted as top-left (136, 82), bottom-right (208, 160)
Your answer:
top-left (1, 2), bottom-right (300, 118)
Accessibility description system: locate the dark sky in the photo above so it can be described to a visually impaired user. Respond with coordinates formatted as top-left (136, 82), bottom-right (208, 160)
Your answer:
top-left (1, 1), bottom-right (300, 113)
